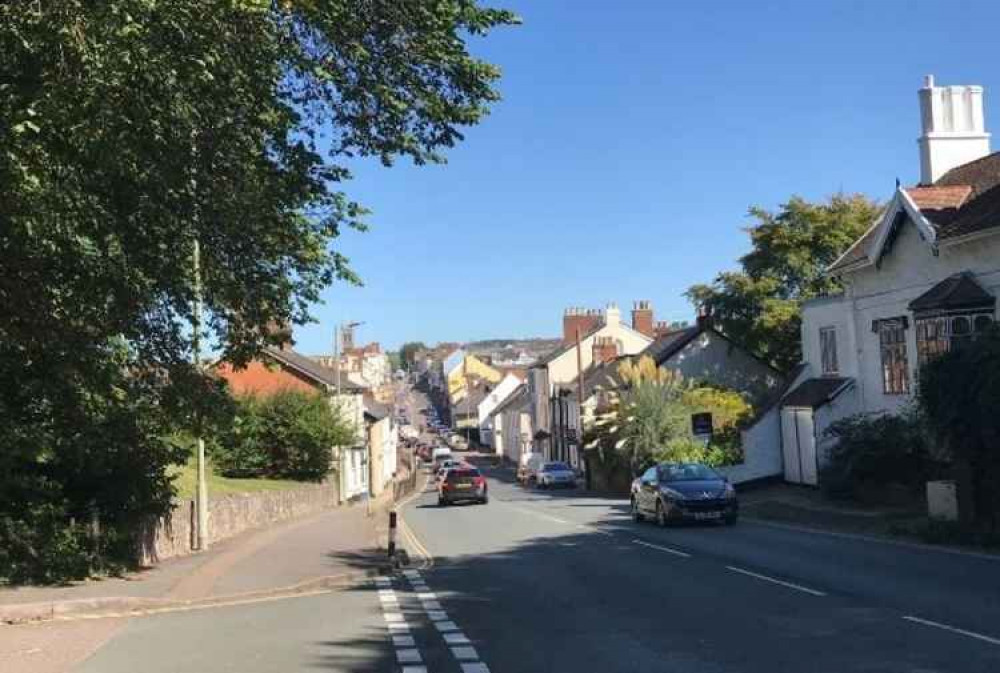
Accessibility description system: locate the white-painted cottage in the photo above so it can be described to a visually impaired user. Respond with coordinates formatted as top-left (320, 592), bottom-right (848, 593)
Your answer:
top-left (791, 76), bottom-right (1000, 485)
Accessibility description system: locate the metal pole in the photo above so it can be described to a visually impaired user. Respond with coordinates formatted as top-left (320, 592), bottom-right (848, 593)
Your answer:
top-left (192, 238), bottom-right (209, 551)
top-left (575, 327), bottom-right (588, 485)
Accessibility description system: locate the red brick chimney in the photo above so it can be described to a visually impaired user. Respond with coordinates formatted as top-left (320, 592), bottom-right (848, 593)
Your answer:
top-left (563, 307), bottom-right (603, 345)
top-left (653, 321), bottom-right (676, 338)
top-left (631, 300), bottom-right (654, 337)
top-left (592, 336), bottom-right (618, 364)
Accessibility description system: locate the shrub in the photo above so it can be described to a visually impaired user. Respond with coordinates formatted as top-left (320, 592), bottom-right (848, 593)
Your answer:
top-left (919, 327), bottom-right (1000, 528)
top-left (214, 390), bottom-right (354, 481)
top-left (821, 410), bottom-right (936, 500)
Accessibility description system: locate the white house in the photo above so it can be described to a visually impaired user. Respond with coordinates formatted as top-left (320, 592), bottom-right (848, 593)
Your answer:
top-left (791, 75), bottom-right (1000, 485)
top-left (528, 303), bottom-right (654, 466)
top-left (477, 373), bottom-right (524, 452)
top-left (490, 384), bottom-right (534, 465)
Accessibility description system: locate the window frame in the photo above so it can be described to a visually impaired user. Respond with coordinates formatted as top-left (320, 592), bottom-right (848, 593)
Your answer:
top-left (915, 310), bottom-right (995, 367)
top-left (819, 326), bottom-right (839, 376)
top-left (878, 318), bottom-right (910, 395)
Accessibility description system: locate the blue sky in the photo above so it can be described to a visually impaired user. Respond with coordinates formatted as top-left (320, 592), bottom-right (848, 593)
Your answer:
top-left (294, 0), bottom-right (1000, 354)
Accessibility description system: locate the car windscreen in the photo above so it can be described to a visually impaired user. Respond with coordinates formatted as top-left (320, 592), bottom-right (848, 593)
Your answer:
top-left (658, 463), bottom-right (720, 482)
top-left (543, 462), bottom-right (570, 471)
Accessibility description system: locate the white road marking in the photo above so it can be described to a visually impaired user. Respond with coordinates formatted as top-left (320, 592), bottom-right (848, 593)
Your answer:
top-left (435, 620), bottom-right (460, 632)
top-left (461, 663), bottom-right (491, 673)
top-left (422, 600), bottom-right (443, 610)
top-left (397, 648), bottom-right (422, 663)
top-left (725, 566), bottom-right (826, 597)
top-left (387, 622), bottom-right (411, 632)
top-left (392, 635), bottom-right (416, 647)
top-left (902, 615), bottom-right (1000, 646)
top-left (401, 667), bottom-right (427, 673)
top-left (403, 570), bottom-right (420, 579)
top-left (427, 610), bottom-right (448, 621)
top-left (578, 523), bottom-right (614, 537)
top-left (632, 539), bottom-right (692, 558)
top-left (444, 632), bottom-right (471, 645)
top-left (417, 591), bottom-right (436, 600)
top-left (378, 595), bottom-right (398, 604)
top-left (375, 577), bottom-right (392, 587)
top-left (384, 612), bottom-right (405, 623)
top-left (452, 646), bottom-right (480, 660)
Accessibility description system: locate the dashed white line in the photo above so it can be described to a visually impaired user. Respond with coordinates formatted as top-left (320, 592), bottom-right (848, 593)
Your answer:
top-left (396, 648), bottom-right (422, 663)
top-left (392, 635), bottom-right (416, 647)
top-left (452, 646), bottom-right (480, 660)
top-left (426, 609), bottom-right (448, 621)
top-left (401, 666), bottom-right (427, 673)
top-left (902, 615), bottom-right (1000, 646)
top-left (461, 663), bottom-right (491, 673)
top-left (421, 600), bottom-right (443, 610)
top-left (435, 620), bottom-right (460, 632)
top-left (632, 538), bottom-right (692, 558)
top-left (444, 632), bottom-right (471, 645)
top-left (725, 566), bottom-right (826, 597)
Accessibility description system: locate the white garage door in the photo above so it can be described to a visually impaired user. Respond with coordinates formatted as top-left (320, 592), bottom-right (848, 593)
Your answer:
top-left (781, 407), bottom-right (818, 486)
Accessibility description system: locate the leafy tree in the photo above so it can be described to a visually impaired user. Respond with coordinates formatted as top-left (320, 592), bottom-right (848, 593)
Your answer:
top-left (586, 356), bottom-right (752, 474)
top-left (0, 1), bottom-right (516, 580)
top-left (399, 341), bottom-right (429, 371)
top-left (687, 194), bottom-right (880, 371)
top-left (919, 328), bottom-right (1000, 528)
top-left (214, 391), bottom-right (355, 481)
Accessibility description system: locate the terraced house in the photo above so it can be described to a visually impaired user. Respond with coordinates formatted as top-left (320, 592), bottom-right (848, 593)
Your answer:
top-left (790, 76), bottom-right (1000, 485)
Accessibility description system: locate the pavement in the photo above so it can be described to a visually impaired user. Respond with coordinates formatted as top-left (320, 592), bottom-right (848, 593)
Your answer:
top-left (38, 450), bottom-right (1000, 672)
top-left (0, 495), bottom-right (395, 673)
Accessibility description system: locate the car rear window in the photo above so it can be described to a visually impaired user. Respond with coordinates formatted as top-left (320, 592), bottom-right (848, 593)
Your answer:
top-left (447, 468), bottom-right (480, 480)
top-left (543, 462), bottom-right (569, 471)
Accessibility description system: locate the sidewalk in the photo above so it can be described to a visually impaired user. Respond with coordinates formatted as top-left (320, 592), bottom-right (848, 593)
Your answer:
top-left (0, 499), bottom-right (394, 625)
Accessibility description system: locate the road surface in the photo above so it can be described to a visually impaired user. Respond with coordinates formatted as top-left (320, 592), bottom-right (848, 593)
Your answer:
top-left (67, 456), bottom-right (1000, 672)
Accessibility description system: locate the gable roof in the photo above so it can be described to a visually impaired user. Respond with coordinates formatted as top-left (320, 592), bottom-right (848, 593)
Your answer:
top-left (829, 152), bottom-right (1000, 274)
top-left (264, 347), bottom-right (365, 392)
top-left (641, 325), bottom-right (704, 365)
top-left (491, 383), bottom-right (528, 417)
top-left (908, 272), bottom-right (996, 314)
top-left (533, 320), bottom-right (653, 368)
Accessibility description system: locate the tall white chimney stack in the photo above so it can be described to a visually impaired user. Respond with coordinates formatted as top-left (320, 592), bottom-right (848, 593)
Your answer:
top-left (918, 75), bottom-right (990, 185)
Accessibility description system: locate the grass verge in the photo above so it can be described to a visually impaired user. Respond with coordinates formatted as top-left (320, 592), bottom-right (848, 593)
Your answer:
top-left (170, 458), bottom-right (304, 500)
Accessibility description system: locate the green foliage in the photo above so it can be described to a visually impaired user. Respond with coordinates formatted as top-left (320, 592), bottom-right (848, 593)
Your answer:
top-left (821, 410), bottom-right (937, 500)
top-left (919, 328), bottom-right (1000, 527)
top-left (214, 391), bottom-right (354, 481)
top-left (399, 342), bottom-right (429, 371)
top-left (687, 194), bottom-right (880, 371)
top-left (1, 1), bottom-right (514, 582)
top-left (586, 357), bottom-right (752, 474)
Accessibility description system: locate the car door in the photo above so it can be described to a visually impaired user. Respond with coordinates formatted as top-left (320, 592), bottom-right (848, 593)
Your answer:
top-left (638, 466), bottom-right (658, 513)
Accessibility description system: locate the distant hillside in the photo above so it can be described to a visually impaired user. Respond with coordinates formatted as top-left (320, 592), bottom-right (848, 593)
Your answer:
top-left (464, 338), bottom-right (562, 365)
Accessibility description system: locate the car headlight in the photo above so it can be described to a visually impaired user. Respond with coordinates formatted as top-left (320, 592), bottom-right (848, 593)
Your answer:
top-left (660, 487), bottom-right (685, 500)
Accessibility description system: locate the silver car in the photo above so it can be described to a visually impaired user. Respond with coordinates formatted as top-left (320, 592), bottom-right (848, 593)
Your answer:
top-left (536, 461), bottom-right (577, 489)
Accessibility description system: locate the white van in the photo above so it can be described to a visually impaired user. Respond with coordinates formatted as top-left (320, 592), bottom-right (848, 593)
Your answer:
top-left (517, 452), bottom-right (544, 484)
top-left (431, 447), bottom-right (453, 467)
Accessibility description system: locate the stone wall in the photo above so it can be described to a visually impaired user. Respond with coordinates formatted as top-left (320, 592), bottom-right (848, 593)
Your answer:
top-left (138, 480), bottom-right (340, 566)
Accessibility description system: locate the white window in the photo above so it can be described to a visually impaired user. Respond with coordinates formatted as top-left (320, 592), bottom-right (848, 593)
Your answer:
top-left (819, 327), bottom-right (838, 375)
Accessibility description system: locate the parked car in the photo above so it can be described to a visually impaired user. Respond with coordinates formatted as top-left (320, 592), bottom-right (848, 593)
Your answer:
top-left (517, 453), bottom-right (544, 484)
top-left (630, 462), bottom-right (738, 526)
top-left (536, 461), bottom-right (577, 489)
top-left (438, 465), bottom-right (488, 506)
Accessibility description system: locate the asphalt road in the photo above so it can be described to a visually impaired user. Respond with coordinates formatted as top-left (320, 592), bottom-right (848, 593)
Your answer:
top-left (63, 454), bottom-right (1000, 672)
top-left (400, 457), bottom-right (1000, 673)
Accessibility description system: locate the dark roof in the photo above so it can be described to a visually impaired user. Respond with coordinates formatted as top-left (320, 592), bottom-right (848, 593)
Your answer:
top-left (580, 359), bottom-right (626, 400)
top-left (265, 347), bottom-right (365, 392)
top-left (641, 325), bottom-right (703, 365)
top-left (782, 377), bottom-right (852, 409)
top-left (908, 272), bottom-right (996, 313)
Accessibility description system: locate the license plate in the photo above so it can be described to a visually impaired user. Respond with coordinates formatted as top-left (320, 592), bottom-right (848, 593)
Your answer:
top-left (455, 484), bottom-right (471, 489)
top-left (694, 511), bottom-right (722, 520)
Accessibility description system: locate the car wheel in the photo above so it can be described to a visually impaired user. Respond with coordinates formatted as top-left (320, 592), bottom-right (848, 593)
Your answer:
top-left (480, 495), bottom-right (489, 505)
top-left (437, 497), bottom-right (445, 507)
top-left (656, 500), bottom-right (668, 527)
top-left (631, 497), bottom-right (644, 522)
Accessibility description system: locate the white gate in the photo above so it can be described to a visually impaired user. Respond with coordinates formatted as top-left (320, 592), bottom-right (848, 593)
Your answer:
top-left (781, 407), bottom-right (818, 485)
